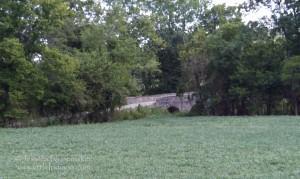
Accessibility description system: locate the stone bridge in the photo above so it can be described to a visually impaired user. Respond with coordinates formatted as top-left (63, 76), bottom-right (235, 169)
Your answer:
top-left (121, 92), bottom-right (196, 112)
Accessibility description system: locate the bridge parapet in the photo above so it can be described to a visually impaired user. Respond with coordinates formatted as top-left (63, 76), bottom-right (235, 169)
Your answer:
top-left (154, 94), bottom-right (196, 111)
top-left (123, 92), bottom-right (196, 112)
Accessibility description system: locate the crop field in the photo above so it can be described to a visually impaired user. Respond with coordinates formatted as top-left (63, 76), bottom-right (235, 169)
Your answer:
top-left (1, 116), bottom-right (300, 178)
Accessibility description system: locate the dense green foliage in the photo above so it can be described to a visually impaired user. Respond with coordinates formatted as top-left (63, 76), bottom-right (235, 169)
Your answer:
top-left (282, 56), bottom-right (300, 115)
top-left (1, 116), bottom-right (300, 178)
top-left (0, 0), bottom-right (160, 125)
top-left (181, 1), bottom-right (300, 115)
top-left (1, 0), bottom-right (300, 126)
top-left (0, 38), bottom-right (44, 122)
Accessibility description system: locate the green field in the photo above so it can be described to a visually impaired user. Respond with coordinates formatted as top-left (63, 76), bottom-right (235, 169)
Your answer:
top-left (1, 116), bottom-right (300, 178)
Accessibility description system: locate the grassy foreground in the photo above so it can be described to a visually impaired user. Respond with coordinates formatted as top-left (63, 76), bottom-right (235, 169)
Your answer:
top-left (1, 116), bottom-right (300, 178)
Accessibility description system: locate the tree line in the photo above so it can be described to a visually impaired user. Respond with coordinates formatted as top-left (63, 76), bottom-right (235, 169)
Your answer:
top-left (184, 0), bottom-right (300, 116)
top-left (0, 0), bottom-right (299, 126)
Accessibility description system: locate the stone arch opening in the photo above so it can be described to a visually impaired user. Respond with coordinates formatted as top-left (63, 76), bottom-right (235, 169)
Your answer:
top-left (167, 106), bottom-right (180, 113)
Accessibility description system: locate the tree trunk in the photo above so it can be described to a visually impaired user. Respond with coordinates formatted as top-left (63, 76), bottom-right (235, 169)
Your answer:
top-left (266, 94), bottom-right (273, 115)
top-left (295, 100), bottom-right (298, 116)
top-left (266, 103), bottom-right (271, 115)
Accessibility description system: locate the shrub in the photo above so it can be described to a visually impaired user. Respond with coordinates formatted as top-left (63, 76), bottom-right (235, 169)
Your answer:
top-left (113, 106), bottom-right (167, 121)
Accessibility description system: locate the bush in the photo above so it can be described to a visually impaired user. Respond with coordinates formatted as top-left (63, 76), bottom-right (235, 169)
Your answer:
top-left (189, 101), bottom-right (207, 116)
top-left (113, 106), bottom-right (167, 121)
top-left (1, 106), bottom-right (167, 128)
